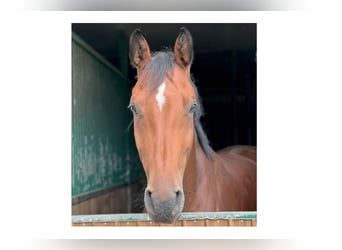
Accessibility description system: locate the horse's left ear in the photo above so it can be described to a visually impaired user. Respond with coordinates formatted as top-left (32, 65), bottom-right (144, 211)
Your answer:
top-left (174, 27), bottom-right (193, 68)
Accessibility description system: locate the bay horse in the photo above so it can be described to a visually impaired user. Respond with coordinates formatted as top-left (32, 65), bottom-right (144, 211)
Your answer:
top-left (128, 27), bottom-right (256, 223)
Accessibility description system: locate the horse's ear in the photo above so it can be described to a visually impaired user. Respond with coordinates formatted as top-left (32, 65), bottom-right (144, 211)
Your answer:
top-left (174, 27), bottom-right (193, 68)
top-left (129, 29), bottom-right (151, 70)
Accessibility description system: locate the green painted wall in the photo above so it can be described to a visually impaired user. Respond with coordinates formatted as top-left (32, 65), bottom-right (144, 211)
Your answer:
top-left (72, 33), bottom-right (142, 198)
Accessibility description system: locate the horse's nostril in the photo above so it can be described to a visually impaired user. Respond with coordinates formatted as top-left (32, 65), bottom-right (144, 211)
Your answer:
top-left (175, 189), bottom-right (184, 202)
top-left (175, 190), bottom-right (180, 197)
top-left (147, 190), bottom-right (152, 198)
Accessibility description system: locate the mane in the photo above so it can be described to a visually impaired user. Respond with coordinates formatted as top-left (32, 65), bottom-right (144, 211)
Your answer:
top-left (191, 80), bottom-right (213, 158)
top-left (139, 50), bottom-right (213, 158)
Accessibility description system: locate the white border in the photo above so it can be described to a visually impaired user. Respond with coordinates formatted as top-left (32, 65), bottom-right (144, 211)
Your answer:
top-left (1, 10), bottom-right (342, 241)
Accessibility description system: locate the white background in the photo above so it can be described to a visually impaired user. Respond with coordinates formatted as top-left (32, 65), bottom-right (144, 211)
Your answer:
top-left (0, 4), bottom-right (341, 249)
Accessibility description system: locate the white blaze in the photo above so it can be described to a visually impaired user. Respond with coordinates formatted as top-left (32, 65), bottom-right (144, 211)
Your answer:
top-left (155, 82), bottom-right (166, 112)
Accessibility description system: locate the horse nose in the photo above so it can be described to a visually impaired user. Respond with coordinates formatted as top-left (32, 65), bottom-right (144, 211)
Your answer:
top-left (144, 188), bottom-right (184, 223)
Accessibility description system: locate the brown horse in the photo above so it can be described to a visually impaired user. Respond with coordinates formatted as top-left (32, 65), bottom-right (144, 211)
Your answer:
top-left (128, 27), bottom-right (256, 223)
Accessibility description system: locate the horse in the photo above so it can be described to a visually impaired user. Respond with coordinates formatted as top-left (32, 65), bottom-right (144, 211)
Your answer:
top-left (128, 27), bottom-right (256, 223)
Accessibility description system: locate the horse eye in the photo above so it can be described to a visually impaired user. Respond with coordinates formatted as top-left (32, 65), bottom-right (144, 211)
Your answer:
top-left (128, 103), bottom-right (138, 115)
top-left (188, 102), bottom-right (198, 114)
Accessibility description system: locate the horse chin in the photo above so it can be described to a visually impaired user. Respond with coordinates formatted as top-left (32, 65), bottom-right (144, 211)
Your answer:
top-left (148, 208), bottom-right (182, 224)
top-left (144, 189), bottom-right (185, 224)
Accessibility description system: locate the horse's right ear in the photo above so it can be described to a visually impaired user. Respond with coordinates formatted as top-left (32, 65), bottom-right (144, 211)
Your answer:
top-left (129, 29), bottom-right (151, 70)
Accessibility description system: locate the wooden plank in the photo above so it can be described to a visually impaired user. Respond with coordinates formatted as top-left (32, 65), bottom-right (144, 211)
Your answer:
top-left (228, 219), bottom-right (237, 226)
top-left (92, 222), bottom-right (115, 226)
top-left (230, 219), bottom-right (255, 226)
top-left (72, 212), bottom-right (257, 227)
top-left (181, 219), bottom-right (205, 226)
top-left (205, 219), bottom-right (228, 226)
top-left (243, 219), bottom-right (253, 226)
top-left (114, 221), bottom-right (138, 226)
top-left (72, 222), bottom-right (93, 226)
top-left (135, 220), bottom-right (155, 226)
top-left (72, 183), bottom-right (143, 214)
top-left (84, 219), bottom-right (257, 227)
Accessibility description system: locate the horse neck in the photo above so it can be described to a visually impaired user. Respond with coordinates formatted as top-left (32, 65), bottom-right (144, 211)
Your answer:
top-left (182, 133), bottom-right (218, 210)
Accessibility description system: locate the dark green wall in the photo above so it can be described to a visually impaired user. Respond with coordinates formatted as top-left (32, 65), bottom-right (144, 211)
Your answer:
top-left (72, 33), bottom-right (142, 199)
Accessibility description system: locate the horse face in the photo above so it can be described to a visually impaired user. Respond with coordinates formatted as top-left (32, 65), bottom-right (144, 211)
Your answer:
top-left (129, 28), bottom-right (195, 223)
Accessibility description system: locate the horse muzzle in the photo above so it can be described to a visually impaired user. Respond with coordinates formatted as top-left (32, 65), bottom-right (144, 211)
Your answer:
top-left (144, 188), bottom-right (185, 223)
